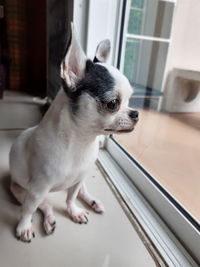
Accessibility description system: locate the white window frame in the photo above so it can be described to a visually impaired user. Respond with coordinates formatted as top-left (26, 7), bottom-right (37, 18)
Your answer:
top-left (74, 0), bottom-right (200, 265)
top-left (100, 137), bottom-right (200, 265)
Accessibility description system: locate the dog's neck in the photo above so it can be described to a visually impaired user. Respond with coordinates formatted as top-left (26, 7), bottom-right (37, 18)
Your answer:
top-left (41, 89), bottom-right (98, 144)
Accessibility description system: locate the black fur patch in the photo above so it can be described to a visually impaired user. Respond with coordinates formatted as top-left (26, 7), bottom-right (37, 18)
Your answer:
top-left (62, 60), bottom-right (115, 105)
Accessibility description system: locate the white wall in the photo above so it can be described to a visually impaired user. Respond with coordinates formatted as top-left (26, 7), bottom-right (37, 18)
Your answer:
top-left (163, 0), bottom-right (200, 87)
top-left (74, 0), bottom-right (122, 65)
top-left (160, 0), bottom-right (200, 112)
top-left (73, 0), bottom-right (89, 51)
top-left (86, 0), bottom-right (122, 65)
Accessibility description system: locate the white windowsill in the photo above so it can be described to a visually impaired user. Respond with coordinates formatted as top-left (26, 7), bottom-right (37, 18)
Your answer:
top-left (98, 148), bottom-right (199, 267)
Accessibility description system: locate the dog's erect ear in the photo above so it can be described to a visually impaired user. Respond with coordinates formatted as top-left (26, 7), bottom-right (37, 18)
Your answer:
top-left (61, 23), bottom-right (86, 89)
top-left (93, 39), bottom-right (111, 63)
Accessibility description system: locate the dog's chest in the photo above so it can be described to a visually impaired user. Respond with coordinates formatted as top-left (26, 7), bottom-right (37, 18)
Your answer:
top-left (50, 140), bottom-right (98, 191)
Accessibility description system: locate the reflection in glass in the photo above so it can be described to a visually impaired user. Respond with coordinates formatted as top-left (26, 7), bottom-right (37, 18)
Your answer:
top-left (128, 0), bottom-right (174, 38)
top-left (116, 1), bottom-right (200, 222)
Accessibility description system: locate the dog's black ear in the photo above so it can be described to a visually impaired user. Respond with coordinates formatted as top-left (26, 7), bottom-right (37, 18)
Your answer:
top-left (61, 23), bottom-right (86, 89)
top-left (93, 39), bottom-right (111, 63)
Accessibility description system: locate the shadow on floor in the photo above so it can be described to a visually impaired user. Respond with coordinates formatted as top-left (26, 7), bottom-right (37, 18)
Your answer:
top-left (0, 173), bottom-right (19, 235)
top-left (1, 174), bottom-right (18, 204)
top-left (0, 173), bottom-right (46, 238)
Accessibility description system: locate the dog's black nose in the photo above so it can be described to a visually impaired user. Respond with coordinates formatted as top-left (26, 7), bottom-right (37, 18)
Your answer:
top-left (129, 110), bottom-right (139, 120)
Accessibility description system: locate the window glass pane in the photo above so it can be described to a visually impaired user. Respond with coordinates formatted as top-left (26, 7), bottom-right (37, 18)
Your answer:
top-left (128, 10), bottom-right (143, 35)
top-left (115, 1), bottom-right (200, 222)
top-left (123, 39), bottom-right (169, 96)
top-left (132, 0), bottom-right (144, 9)
top-left (128, 0), bottom-right (174, 38)
top-left (124, 38), bottom-right (140, 82)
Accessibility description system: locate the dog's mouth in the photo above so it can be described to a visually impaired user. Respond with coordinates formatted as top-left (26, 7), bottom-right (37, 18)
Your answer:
top-left (104, 128), bottom-right (134, 134)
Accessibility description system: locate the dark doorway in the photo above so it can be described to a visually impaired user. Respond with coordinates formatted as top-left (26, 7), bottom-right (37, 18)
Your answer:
top-left (0, 0), bottom-right (73, 99)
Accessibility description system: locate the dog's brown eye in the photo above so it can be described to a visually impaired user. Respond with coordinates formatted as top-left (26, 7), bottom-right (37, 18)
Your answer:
top-left (106, 99), bottom-right (120, 112)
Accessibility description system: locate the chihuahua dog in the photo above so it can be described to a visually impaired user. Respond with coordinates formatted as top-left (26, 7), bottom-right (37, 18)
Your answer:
top-left (9, 24), bottom-right (139, 242)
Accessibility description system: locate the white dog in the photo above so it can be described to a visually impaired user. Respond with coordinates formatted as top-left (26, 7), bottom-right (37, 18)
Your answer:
top-left (9, 24), bottom-right (139, 242)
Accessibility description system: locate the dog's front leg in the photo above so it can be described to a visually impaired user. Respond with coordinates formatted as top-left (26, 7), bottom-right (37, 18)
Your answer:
top-left (78, 183), bottom-right (104, 213)
top-left (16, 190), bottom-right (47, 242)
top-left (66, 182), bottom-right (89, 224)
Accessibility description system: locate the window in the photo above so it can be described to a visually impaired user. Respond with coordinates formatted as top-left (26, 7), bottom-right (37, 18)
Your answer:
top-left (121, 0), bottom-right (174, 103)
top-left (116, 0), bottom-right (200, 230)
top-left (79, 0), bottom-right (200, 265)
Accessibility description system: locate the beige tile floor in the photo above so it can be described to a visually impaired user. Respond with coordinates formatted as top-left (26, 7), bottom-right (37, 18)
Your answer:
top-left (116, 109), bottom-right (200, 222)
top-left (0, 99), bottom-right (156, 267)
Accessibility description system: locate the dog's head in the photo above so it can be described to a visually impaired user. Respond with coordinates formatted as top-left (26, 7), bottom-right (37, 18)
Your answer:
top-left (61, 24), bottom-right (139, 135)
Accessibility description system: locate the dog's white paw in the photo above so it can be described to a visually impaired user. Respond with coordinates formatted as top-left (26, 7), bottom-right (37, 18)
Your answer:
top-left (16, 218), bottom-right (35, 242)
top-left (43, 215), bottom-right (56, 235)
top-left (67, 205), bottom-right (89, 224)
top-left (91, 200), bottom-right (105, 213)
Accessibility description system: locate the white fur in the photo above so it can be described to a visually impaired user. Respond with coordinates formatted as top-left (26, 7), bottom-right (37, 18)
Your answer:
top-left (9, 25), bottom-right (138, 242)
